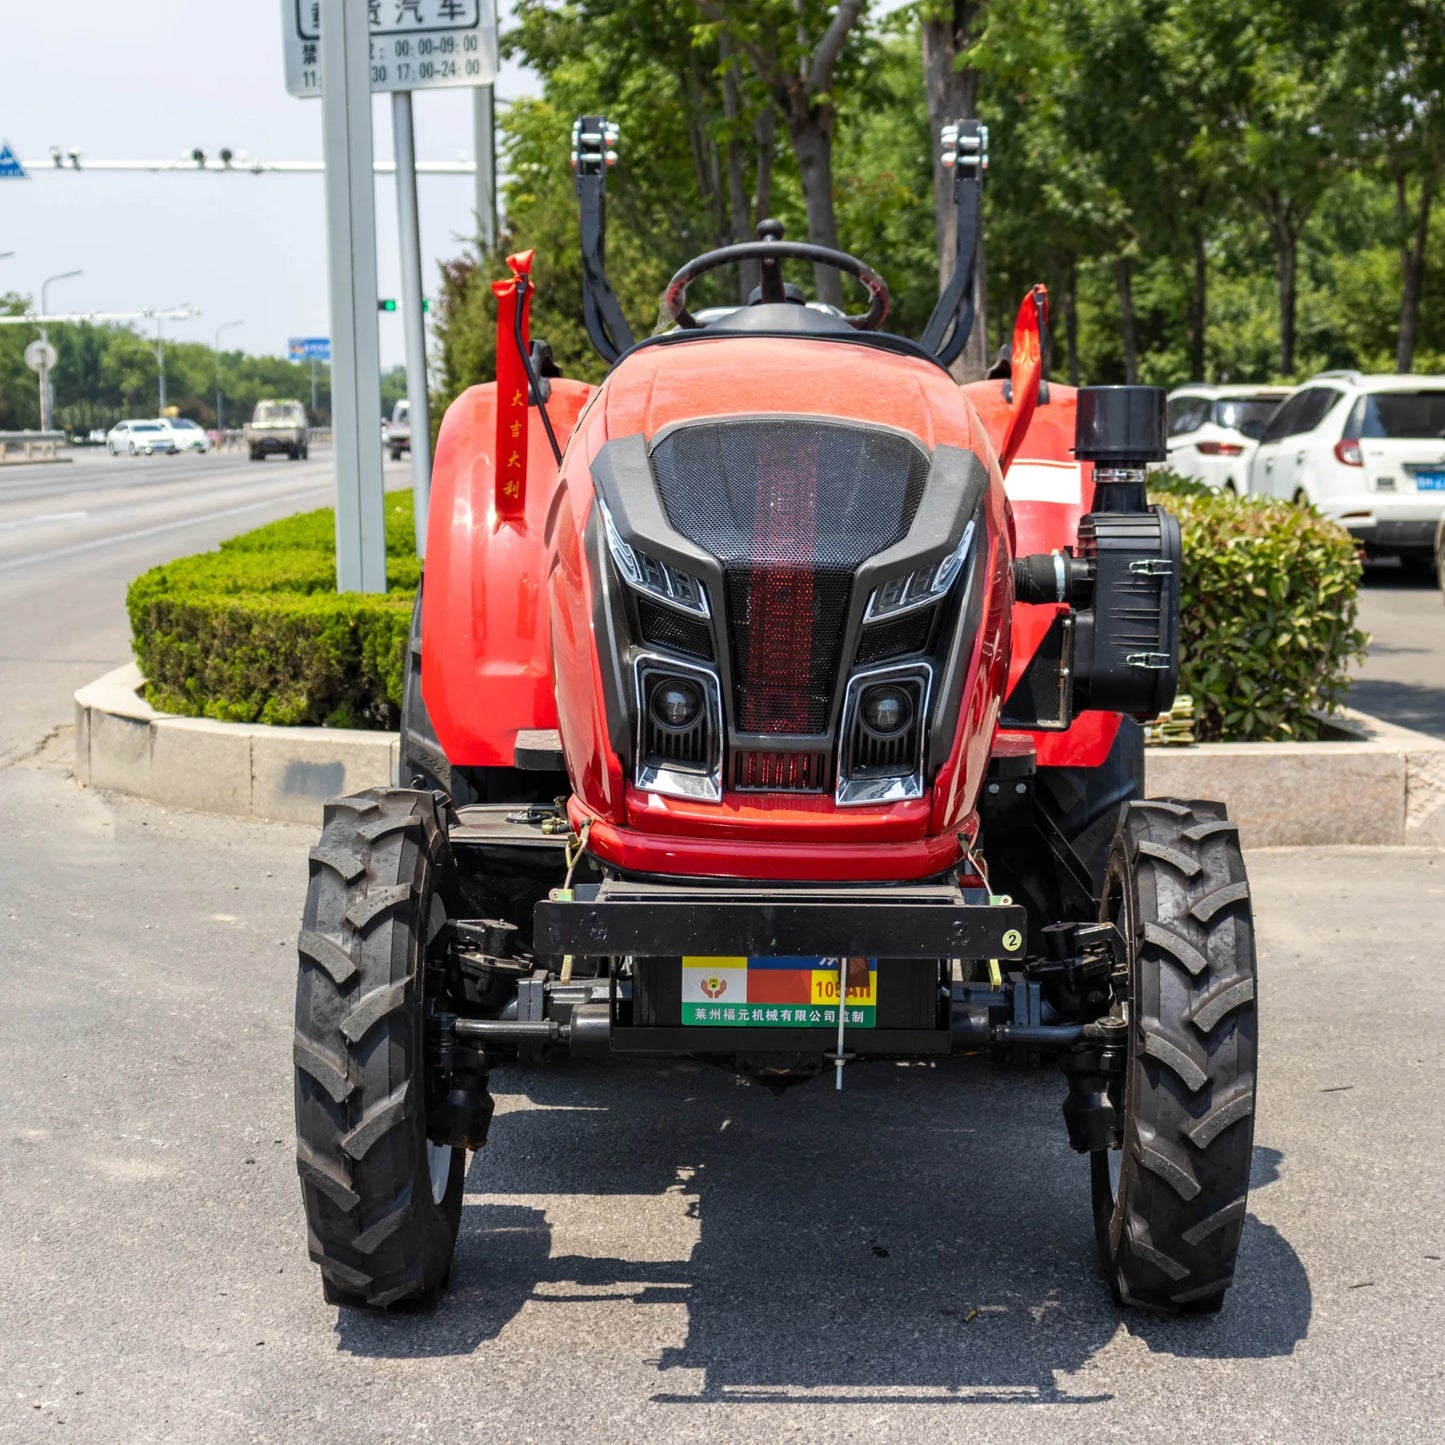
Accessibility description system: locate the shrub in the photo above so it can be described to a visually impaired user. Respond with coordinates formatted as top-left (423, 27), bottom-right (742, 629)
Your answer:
top-left (1149, 472), bottom-right (1369, 741)
top-left (127, 496), bottom-right (421, 729)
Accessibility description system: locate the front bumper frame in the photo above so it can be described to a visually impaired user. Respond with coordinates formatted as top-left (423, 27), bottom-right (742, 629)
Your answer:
top-left (533, 880), bottom-right (1027, 961)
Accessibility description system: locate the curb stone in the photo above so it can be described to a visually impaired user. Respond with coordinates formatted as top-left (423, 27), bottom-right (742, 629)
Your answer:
top-left (74, 663), bottom-right (396, 826)
top-left (75, 663), bottom-right (1445, 842)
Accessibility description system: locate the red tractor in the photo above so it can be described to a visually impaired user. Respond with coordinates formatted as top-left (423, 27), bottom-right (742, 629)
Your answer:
top-left (295, 119), bottom-right (1256, 1315)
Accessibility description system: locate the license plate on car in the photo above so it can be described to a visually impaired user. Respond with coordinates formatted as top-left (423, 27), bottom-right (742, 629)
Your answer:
top-left (1414, 470), bottom-right (1445, 490)
top-left (681, 955), bottom-right (877, 1028)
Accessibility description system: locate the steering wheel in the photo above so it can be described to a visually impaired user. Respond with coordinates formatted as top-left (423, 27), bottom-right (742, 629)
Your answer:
top-left (662, 219), bottom-right (891, 332)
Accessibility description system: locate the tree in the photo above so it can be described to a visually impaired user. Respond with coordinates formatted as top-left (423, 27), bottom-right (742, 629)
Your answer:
top-left (693, 0), bottom-right (868, 308)
top-left (1348, 0), bottom-right (1445, 370)
top-left (1226, 0), bottom-right (1353, 376)
top-left (920, 1), bottom-right (989, 377)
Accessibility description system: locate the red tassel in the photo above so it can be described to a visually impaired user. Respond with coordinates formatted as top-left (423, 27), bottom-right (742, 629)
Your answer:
top-left (491, 249), bottom-right (536, 519)
top-left (998, 283), bottom-right (1049, 476)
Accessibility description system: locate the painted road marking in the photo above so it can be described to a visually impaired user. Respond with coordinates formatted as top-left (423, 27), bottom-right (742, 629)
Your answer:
top-left (0, 511), bottom-right (88, 531)
top-left (0, 487), bottom-right (331, 574)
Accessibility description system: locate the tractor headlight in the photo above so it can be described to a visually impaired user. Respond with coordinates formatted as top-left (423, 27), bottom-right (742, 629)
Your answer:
top-left (599, 497), bottom-right (709, 617)
top-left (864, 519), bottom-right (975, 621)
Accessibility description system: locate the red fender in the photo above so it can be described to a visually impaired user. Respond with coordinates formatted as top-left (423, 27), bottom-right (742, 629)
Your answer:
top-left (422, 379), bottom-right (597, 767)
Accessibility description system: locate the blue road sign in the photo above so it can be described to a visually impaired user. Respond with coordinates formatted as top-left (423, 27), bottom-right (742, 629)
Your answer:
top-left (288, 336), bottom-right (331, 362)
top-left (0, 142), bottom-right (28, 179)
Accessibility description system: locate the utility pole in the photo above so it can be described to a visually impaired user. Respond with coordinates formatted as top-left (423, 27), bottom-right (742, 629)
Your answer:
top-left (214, 319), bottom-right (242, 430)
top-left (155, 317), bottom-right (166, 413)
top-left (392, 90), bottom-right (432, 558)
top-left (473, 85), bottom-right (497, 251)
top-left (320, 0), bottom-right (386, 594)
top-left (39, 269), bottom-right (82, 431)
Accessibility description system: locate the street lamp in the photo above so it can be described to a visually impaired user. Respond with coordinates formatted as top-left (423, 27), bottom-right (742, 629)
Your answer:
top-left (214, 319), bottom-right (242, 432)
top-left (39, 269), bottom-right (82, 431)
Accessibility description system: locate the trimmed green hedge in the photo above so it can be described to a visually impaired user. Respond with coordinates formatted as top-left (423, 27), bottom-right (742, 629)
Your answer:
top-left (128, 478), bottom-right (1368, 741)
top-left (1150, 472), bottom-right (1368, 742)
top-left (127, 495), bottom-right (421, 728)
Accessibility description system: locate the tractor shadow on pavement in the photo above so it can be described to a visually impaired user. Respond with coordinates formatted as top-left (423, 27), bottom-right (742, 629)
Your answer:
top-left (335, 1060), bottom-right (1310, 1402)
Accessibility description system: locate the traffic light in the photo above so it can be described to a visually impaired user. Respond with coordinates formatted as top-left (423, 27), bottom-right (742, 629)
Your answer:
top-left (378, 299), bottom-right (431, 313)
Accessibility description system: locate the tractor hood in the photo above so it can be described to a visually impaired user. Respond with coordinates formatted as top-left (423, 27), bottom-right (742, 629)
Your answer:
top-left (597, 334), bottom-right (982, 452)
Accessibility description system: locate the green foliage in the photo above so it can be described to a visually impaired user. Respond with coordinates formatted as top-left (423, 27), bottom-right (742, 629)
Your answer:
top-left (127, 497), bottom-right (421, 730)
top-left (1149, 474), bottom-right (1369, 742)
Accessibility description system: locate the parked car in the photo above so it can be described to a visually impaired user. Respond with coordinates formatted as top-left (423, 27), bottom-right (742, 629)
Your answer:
top-left (157, 417), bottom-right (211, 454)
top-left (106, 420), bottom-right (177, 456)
top-left (1248, 372), bottom-right (1445, 578)
top-left (245, 399), bottom-right (309, 462)
top-left (1164, 385), bottom-right (1290, 492)
top-left (386, 398), bottom-right (411, 461)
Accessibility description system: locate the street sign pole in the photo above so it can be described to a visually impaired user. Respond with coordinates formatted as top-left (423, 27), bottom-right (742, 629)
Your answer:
top-left (391, 90), bottom-right (433, 559)
top-left (473, 84), bottom-right (497, 251)
top-left (319, 0), bottom-right (386, 594)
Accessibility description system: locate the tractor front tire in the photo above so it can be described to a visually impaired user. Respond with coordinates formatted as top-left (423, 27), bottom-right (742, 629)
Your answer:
top-left (294, 788), bottom-right (468, 1310)
top-left (1092, 798), bottom-right (1257, 1313)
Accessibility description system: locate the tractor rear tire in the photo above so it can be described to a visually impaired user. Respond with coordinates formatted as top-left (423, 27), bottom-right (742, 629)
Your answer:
top-left (1092, 798), bottom-right (1257, 1313)
top-left (294, 788), bottom-right (468, 1310)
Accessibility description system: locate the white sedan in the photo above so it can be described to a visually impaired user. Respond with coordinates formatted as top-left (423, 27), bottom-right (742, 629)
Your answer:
top-left (1164, 385), bottom-right (1290, 492)
top-left (158, 417), bottom-right (211, 453)
top-left (106, 420), bottom-right (177, 456)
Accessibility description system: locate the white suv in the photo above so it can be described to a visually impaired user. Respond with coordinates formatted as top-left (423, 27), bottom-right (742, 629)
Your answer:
top-left (1248, 371), bottom-right (1445, 577)
top-left (1165, 385), bottom-right (1289, 492)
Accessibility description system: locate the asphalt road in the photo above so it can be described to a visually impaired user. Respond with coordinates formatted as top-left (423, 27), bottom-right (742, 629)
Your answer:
top-left (1353, 561), bottom-right (1445, 737)
top-left (0, 445), bottom-right (408, 767)
top-left (0, 449), bottom-right (1443, 1442)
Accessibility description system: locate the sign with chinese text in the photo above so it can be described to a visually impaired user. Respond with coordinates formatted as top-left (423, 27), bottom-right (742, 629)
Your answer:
top-left (281, 0), bottom-right (498, 98)
top-left (681, 957), bottom-right (879, 1028)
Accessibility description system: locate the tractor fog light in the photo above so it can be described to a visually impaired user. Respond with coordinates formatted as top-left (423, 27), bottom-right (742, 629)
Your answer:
top-left (651, 679), bottom-right (702, 729)
top-left (860, 684), bottom-right (911, 736)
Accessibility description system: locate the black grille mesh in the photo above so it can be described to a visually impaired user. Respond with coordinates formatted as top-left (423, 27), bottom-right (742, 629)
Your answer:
top-left (637, 599), bottom-right (713, 659)
top-left (651, 420), bottom-right (929, 735)
top-left (856, 609), bottom-right (934, 665)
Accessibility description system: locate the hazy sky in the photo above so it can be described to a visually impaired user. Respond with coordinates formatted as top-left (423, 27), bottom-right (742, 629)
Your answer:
top-left (1, 2), bottom-right (536, 370)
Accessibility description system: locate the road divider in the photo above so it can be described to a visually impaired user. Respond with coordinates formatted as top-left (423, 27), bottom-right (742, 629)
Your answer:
top-left (73, 662), bottom-right (1445, 840)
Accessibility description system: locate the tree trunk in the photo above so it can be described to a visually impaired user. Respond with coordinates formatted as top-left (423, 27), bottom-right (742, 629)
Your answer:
top-left (1114, 256), bottom-right (1139, 383)
top-left (721, 40), bottom-right (756, 301)
top-left (788, 112), bottom-right (844, 308)
top-left (1061, 257), bottom-right (1079, 386)
top-left (754, 106), bottom-right (776, 224)
top-left (1186, 223), bottom-right (1208, 381)
top-left (1395, 168), bottom-right (1434, 373)
top-left (922, 3), bottom-right (986, 380)
top-left (1274, 228), bottom-right (1298, 378)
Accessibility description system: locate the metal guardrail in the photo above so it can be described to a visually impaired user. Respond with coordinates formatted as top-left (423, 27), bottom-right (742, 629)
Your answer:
top-left (0, 431), bottom-right (68, 464)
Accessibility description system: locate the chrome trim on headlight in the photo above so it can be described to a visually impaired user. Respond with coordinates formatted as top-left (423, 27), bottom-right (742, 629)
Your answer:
top-left (835, 662), bottom-right (933, 806)
top-left (599, 495), bottom-right (710, 618)
top-left (632, 652), bottom-right (724, 803)
top-left (863, 518), bottom-right (975, 620)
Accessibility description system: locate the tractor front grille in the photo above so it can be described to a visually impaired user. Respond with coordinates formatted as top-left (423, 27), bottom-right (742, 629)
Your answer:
top-left (732, 748), bottom-right (829, 793)
top-left (637, 598), bottom-right (713, 659)
top-left (651, 419), bottom-right (929, 737)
